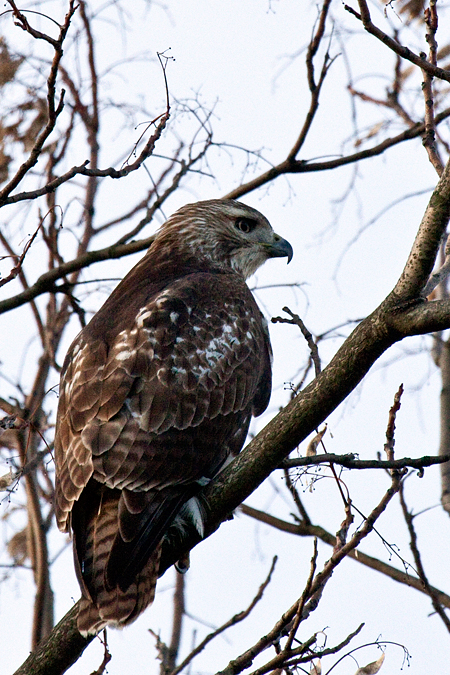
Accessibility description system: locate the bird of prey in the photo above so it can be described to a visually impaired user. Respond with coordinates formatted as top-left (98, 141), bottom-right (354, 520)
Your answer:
top-left (54, 199), bottom-right (293, 635)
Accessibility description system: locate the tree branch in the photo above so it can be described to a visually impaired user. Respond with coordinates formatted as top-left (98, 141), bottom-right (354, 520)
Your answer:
top-left (0, 1), bottom-right (77, 205)
top-left (348, 0), bottom-right (450, 84)
top-left (240, 504), bottom-right (450, 609)
top-left (0, 236), bottom-right (155, 315)
top-left (224, 106), bottom-right (450, 201)
top-left (281, 451), bottom-right (450, 471)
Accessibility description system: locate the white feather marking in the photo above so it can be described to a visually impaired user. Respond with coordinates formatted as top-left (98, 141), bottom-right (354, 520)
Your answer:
top-left (171, 366), bottom-right (187, 375)
top-left (171, 497), bottom-right (205, 538)
top-left (181, 497), bottom-right (205, 536)
top-left (124, 398), bottom-right (141, 420)
top-left (136, 309), bottom-right (152, 326)
top-left (115, 350), bottom-right (134, 361)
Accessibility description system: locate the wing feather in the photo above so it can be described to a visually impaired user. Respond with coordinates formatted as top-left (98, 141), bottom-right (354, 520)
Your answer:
top-left (54, 268), bottom-right (273, 633)
top-left (55, 272), bottom-right (270, 501)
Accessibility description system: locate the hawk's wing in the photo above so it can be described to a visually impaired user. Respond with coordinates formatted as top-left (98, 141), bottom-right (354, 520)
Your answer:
top-left (54, 269), bottom-right (272, 535)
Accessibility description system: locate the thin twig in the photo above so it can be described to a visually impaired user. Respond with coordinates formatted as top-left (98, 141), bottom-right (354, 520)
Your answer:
top-left (421, 0), bottom-right (444, 175)
top-left (399, 483), bottom-right (450, 632)
top-left (0, 1), bottom-right (77, 204)
top-left (347, 0), bottom-right (450, 84)
top-left (281, 451), bottom-right (450, 472)
top-left (171, 558), bottom-right (277, 675)
top-left (240, 504), bottom-right (450, 608)
top-left (272, 307), bottom-right (321, 376)
top-left (383, 384), bottom-right (404, 466)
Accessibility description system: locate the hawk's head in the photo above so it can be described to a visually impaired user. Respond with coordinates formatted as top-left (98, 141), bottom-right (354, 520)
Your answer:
top-left (153, 199), bottom-right (293, 279)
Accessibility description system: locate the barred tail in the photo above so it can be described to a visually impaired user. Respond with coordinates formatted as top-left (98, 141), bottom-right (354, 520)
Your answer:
top-left (75, 489), bottom-right (161, 636)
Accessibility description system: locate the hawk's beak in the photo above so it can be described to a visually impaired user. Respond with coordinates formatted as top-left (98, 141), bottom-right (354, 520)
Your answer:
top-left (267, 233), bottom-right (293, 263)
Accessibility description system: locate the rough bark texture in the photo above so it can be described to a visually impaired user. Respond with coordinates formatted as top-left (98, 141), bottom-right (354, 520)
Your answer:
top-left (13, 603), bottom-right (93, 675)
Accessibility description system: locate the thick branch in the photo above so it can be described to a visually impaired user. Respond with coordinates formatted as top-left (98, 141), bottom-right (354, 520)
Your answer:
top-left (392, 157), bottom-right (450, 300)
top-left (13, 603), bottom-right (93, 675)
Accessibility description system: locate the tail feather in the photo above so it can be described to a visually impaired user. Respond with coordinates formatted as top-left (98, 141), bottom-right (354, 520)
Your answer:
top-left (107, 488), bottom-right (192, 592)
top-left (74, 487), bottom-right (161, 636)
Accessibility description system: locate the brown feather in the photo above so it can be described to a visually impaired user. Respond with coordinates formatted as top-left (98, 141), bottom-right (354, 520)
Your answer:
top-left (54, 199), bottom-right (292, 634)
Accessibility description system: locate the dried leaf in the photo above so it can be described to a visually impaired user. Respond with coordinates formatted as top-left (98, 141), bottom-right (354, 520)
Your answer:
top-left (306, 425), bottom-right (327, 456)
top-left (0, 38), bottom-right (24, 87)
top-left (397, 0), bottom-right (425, 20)
top-left (0, 414), bottom-right (17, 431)
top-left (7, 527), bottom-right (28, 564)
top-left (437, 44), bottom-right (450, 61)
top-left (355, 652), bottom-right (385, 675)
top-left (0, 467), bottom-right (13, 491)
top-left (0, 145), bottom-right (11, 184)
top-left (310, 659), bottom-right (321, 674)
top-left (355, 122), bottom-right (385, 148)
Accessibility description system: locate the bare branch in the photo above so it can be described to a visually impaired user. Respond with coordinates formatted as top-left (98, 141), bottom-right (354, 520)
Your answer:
top-left (241, 503), bottom-right (450, 608)
top-left (12, 602), bottom-right (93, 675)
top-left (287, 0), bottom-right (334, 161)
top-left (0, 221), bottom-right (42, 289)
top-left (166, 573), bottom-right (185, 673)
top-left (383, 384), bottom-right (403, 464)
top-left (0, 235), bottom-right (155, 315)
top-left (281, 451), bottom-right (450, 472)
top-left (170, 558), bottom-right (277, 675)
top-left (1, 111), bottom-right (169, 207)
top-left (272, 307), bottom-right (321, 376)
top-left (421, 0), bottom-right (445, 175)
top-left (399, 483), bottom-right (450, 631)
top-left (217, 473), bottom-right (403, 675)
top-left (347, 0), bottom-right (450, 84)
top-left (224, 106), bottom-right (450, 201)
top-left (391, 155), bottom-right (450, 301)
top-left (0, 1), bottom-right (77, 204)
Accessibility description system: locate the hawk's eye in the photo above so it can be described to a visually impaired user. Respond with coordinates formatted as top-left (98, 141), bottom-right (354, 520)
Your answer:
top-left (235, 217), bottom-right (257, 234)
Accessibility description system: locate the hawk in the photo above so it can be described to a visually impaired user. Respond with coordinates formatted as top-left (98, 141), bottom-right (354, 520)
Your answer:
top-left (54, 199), bottom-right (293, 635)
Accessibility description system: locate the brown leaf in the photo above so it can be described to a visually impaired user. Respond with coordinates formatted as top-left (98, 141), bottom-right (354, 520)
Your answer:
top-left (355, 652), bottom-right (385, 675)
top-left (0, 145), bottom-right (11, 184)
top-left (0, 467), bottom-right (13, 490)
top-left (306, 424), bottom-right (327, 456)
top-left (0, 38), bottom-right (24, 87)
top-left (437, 44), bottom-right (450, 61)
top-left (7, 527), bottom-right (29, 564)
